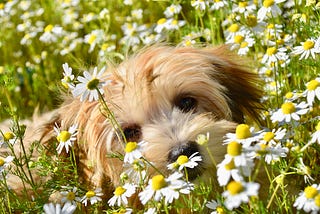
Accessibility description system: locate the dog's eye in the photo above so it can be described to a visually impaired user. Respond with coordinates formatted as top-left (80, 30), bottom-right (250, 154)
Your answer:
top-left (122, 124), bottom-right (141, 142)
top-left (175, 96), bottom-right (197, 112)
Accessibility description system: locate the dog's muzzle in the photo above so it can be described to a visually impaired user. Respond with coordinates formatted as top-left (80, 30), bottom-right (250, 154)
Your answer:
top-left (168, 141), bottom-right (203, 180)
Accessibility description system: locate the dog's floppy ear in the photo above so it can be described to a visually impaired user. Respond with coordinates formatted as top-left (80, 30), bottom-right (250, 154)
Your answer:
top-left (205, 45), bottom-right (264, 124)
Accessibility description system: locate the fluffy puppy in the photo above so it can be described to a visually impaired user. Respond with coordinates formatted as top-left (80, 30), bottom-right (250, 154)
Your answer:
top-left (1, 45), bottom-right (262, 200)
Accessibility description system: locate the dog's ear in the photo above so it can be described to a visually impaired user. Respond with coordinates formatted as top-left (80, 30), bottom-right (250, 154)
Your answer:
top-left (205, 45), bottom-right (264, 124)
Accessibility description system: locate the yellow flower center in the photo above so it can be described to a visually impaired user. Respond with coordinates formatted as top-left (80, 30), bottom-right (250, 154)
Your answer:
top-left (285, 92), bottom-right (293, 99)
top-left (246, 15), bottom-right (257, 27)
top-left (315, 194), bottom-right (320, 207)
top-left (228, 24), bottom-right (239, 33)
top-left (85, 190), bottom-right (96, 198)
top-left (0, 3), bottom-right (4, 10)
top-left (276, 39), bottom-right (284, 45)
top-left (316, 122), bottom-right (320, 131)
top-left (3, 132), bottom-right (14, 141)
top-left (66, 192), bottom-right (75, 201)
top-left (307, 79), bottom-right (319, 91)
top-left (88, 34), bottom-right (97, 45)
top-left (114, 186), bottom-right (126, 196)
top-left (224, 159), bottom-right (236, 170)
top-left (266, 47), bottom-right (277, 56)
top-left (216, 206), bottom-right (226, 214)
top-left (240, 41), bottom-right (248, 48)
top-left (234, 35), bottom-right (244, 44)
top-left (281, 102), bottom-right (296, 114)
top-left (157, 18), bottom-right (167, 25)
top-left (263, 0), bottom-right (274, 7)
top-left (304, 186), bottom-right (318, 199)
top-left (0, 157), bottom-right (5, 166)
top-left (227, 141), bottom-right (242, 156)
top-left (227, 181), bottom-right (244, 195)
top-left (239, 2), bottom-right (248, 7)
top-left (86, 78), bottom-right (99, 90)
top-left (267, 23), bottom-right (275, 29)
top-left (44, 24), bottom-right (53, 32)
top-left (125, 142), bottom-right (137, 153)
top-left (260, 143), bottom-right (269, 151)
top-left (196, 133), bottom-right (209, 145)
top-left (265, 69), bottom-right (272, 77)
top-left (177, 155), bottom-right (189, 165)
top-left (236, 124), bottom-right (251, 139)
top-left (263, 132), bottom-right (275, 142)
top-left (303, 40), bottom-right (314, 50)
top-left (152, 175), bottom-right (167, 190)
top-left (57, 131), bottom-right (71, 142)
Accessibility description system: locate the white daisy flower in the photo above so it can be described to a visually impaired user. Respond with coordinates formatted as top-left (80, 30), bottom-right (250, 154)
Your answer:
top-left (81, 188), bottom-right (103, 206)
top-left (259, 128), bottom-right (287, 145)
top-left (206, 199), bottom-right (226, 214)
top-left (164, 4), bottom-right (182, 18)
top-left (123, 141), bottom-right (146, 164)
top-left (210, 0), bottom-right (227, 11)
top-left (84, 29), bottom-right (104, 52)
top-left (257, 0), bottom-right (286, 21)
top-left (261, 46), bottom-right (287, 66)
top-left (254, 142), bottom-right (288, 164)
top-left (144, 208), bottom-right (157, 214)
top-left (311, 122), bottom-right (320, 144)
top-left (1, 131), bottom-right (17, 146)
top-left (191, 0), bottom-right (209, 11)
top-left (224, 124), bottom-right (259, 147)
top-left (108, 183), bottom-right (136, 207)
top-left (71, 66), bottom-right (105, 102)
top-left (138, 172), bottom-right (194, 205)
top-left (271, 101), bottom-right (309, 123)
top-left (302, 77), bottom-right (320, 106)
top-left (43, 202), bottom-right (76, 214)
top-left (0, 155), bottom-right (14, 173)
top-left (39, 24), bottom-right (64, 43)
top-left (294, 184), bottom-right (320, 213)
top-left (292, 38), bottom-right (320, 60)
top-left (217, 158), bottom-right (243, 186)
top-left (222, 181), bottom-right (260, 210)
top-left (167, 152), bottom-right (202, 171)
top-left (60, 186), bottom-right (80, 205)
top-left (232, 1), bottom-right (256, 15)
top-left (54, 123), bottom-right (78, 154)
top-left (61, 63), bottom-right (75, 89)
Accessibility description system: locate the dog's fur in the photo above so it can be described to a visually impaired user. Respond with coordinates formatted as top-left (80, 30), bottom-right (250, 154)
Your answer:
top-left (1, 45), bottom-right (263, 201)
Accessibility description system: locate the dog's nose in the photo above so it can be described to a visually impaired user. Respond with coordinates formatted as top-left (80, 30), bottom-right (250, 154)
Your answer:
top-left (122, 124), bottom-right (141, 142)
top-left (168, 142), bottom-right (199, 164)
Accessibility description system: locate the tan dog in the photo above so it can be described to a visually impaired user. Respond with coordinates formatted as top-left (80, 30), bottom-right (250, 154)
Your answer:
top-left (1, 45), bottom-right (262, 201)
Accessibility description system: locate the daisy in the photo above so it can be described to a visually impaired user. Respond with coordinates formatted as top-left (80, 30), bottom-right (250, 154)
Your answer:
top-left (71, 66), bottom-right (105, 102)
top-left (123, 141), bottom-right (145, 164)
top-left (84, 29), bottom-right (104, 52)
top-left (60, 186), bottom-right (80, 205)
top-left (254, 142), bottom-right (288, 164)
top-left (167, 152), bottom-right (202, 171)
top-left (191, 0), bottom-right (209, 11)
top-left (302, 77), bottom-right (320, 106)
top-left (108, 183), bottom-right (136, 207)
top-left (223, 140), bottom-right (254, 169)
top-left (271, 101), bottom-right (309, 123)
top-left (224, 124), bottom-right (259, 147)
top-left (257, 0), bottom-right (286, 21)
top-left (61, 63), bottom-right (75, 89)
top-left (217, 158), bottom-right (243, 186)
top-left (165, 19), bottom-right (186, 32)
top-left (292, 38), bottom-right (320, 60)
top-left (294, 184), bottom-right (320, 213)
top-left (259, 128), bottom-right (287, 145)
top-left (1, 131), bottom-right (17, 146)
top-left (39, 24), bottom-right (64, 43)
top-left (311, 122), bottom-right (320, 144)
top-left (222, 180), bottom-right (260, 210)
top-left (206, 199), bottom-right (226, 214)
top-left (292, 158), bottom-right (314, 183)
top-left (261, 46), bottom-right (287, 66)
top-left (54, 123), bottom-right (78, 154)
top-left (81, 188), bottom-right (103, 206)
top-left (144, 208), bottom-right (157, 214)
top-left (195, 132), bottom-right (210, 146)
top-left (43, 202), bottom-right (76, 214)
top-left (138, 172), bottom-right (193, 205)
top-left (232, 1), bottom-right (256, 15)
top-left (210, 0), bottom-right (228, 11)
top-left (164, 4), bottom-right (182, 18)
top-left (0, 155), bottom-right (14, 173)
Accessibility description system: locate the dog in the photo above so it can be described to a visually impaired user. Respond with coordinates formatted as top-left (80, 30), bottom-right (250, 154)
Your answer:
top-left (1, 45), bottom-right (263, 205)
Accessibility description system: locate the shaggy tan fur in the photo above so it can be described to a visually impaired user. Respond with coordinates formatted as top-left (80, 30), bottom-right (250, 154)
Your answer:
top-left (1, 45), bottom-right (263, 202)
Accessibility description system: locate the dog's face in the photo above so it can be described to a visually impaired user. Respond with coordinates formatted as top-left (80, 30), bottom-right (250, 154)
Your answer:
top-left (62, 45), bottom-right (262, 186)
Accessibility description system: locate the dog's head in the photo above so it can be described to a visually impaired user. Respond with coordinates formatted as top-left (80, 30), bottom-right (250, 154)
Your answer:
top-left (60, 45), bottom-right (262, 185)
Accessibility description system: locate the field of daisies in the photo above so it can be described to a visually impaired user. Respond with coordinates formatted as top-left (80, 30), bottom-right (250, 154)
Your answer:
top-left (1, 0), bottom-right (320, 213)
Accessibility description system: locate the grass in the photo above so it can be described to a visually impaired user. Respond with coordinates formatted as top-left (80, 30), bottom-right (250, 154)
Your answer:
top-left (1, 0), bottom-right (320, 213)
